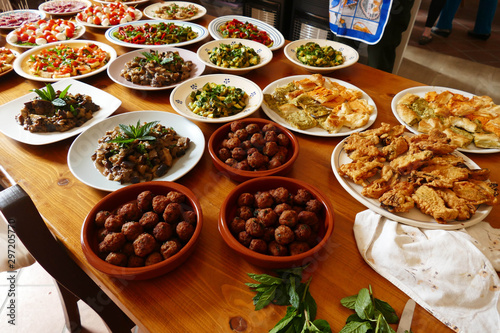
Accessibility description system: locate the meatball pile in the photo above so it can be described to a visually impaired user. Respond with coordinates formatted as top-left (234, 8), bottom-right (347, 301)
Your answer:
top-left (95, 190), bottom-right (197, 267)
top-left (218, 121), bottom-right (291, 171)
top-left (230, 186), bottom-right (323, 256)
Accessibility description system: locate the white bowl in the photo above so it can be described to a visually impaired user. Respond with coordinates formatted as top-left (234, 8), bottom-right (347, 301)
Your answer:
top-left (170, 74), bottom-right (263, 123)
top-left (284, 39), bottom-right (359, 74)
top-left (197, 38), bottom-right (273, 75)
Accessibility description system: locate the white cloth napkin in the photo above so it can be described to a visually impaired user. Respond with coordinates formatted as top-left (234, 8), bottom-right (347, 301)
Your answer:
top-left (354, 210), bottom-right (500, 332)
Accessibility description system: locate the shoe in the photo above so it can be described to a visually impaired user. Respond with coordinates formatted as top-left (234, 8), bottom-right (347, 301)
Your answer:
top-left (418, 35), bottom-right (433, 45)
top-left (431, 27), bottom-right (451, 37)
top-left (468, 30), bottom-right (490, 40)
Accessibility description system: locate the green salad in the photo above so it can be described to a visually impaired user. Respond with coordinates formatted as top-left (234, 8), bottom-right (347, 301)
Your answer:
top-left (208, 42), bottom-right (260, 68)
top-left (295, 42), bottom-right (344, 67)
top-left (188, 83), bottom-right (247, 118)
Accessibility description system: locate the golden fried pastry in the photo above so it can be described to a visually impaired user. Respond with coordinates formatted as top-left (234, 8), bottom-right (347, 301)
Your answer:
top-left (338, 160), bottom-right (384, 186)
top-left (453, 180), bottom-right (498, 206)
top-left (379, 181), bottom-right (415, 213)
top-left (412, 185), bottom-right (458, 223)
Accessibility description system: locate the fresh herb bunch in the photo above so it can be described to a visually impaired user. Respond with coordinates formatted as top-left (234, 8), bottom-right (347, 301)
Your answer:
top-left (140, 50), bottom-right (182, 66)
top-left (109, 120), bottom-right (159, 146)
top-left (246, 266), bottom-right (332, 333)
top-left (339, 286), bottom-right (399, 333)
top-left (31, 82), bottom-right (72, 106)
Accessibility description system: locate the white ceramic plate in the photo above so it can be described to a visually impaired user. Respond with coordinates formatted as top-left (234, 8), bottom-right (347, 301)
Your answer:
top-left (207, 15), bottom-right (285, 51)
top-left (38, 0), bottom-right (91, 16)
top-left (391, 86), bottom-right (500, 154)
top-left (94, 0), bottom-right (149, 5)
top-left (12, 40), bottom-right (117, 82)
top-left (0, 10), bottom-right (46, 29)
top-left (76, 9), bottom-right (142, 29)
top-left (170, 74), bottom-right (263, 123)
top-left (6, 22), bottom-right (86, 49)
top-left (331, 134), bottom-right (492, 230)
top-left (68, 111), bottom-right (205, 191)
top-left (261, 75), bottom-right (377, 137)
top-left (0, 48), bottom-right (19, 77)
top-left (196, 38), bottom-right (273, 75)
top-left (0, 79), bottom-right (121, 145)
top-left (284, 39), bottom-right (359, 74)
top-left (105, 19), bottom-right (208, 48)
top-left (143, 1), bottom-right (207, 21)
top-left (107, 46), bottom-right (206, 90)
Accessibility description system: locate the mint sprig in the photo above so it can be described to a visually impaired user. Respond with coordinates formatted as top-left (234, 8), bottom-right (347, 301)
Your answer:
top-left (109, 120), bottom-right (159, 146)
top-left (31, 83), bottom-right (71, 102)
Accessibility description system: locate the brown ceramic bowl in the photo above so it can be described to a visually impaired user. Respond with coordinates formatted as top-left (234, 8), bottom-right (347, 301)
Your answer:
top-left (208, 118), bottom-right (299, 183)
top-left (218, 176), bottom-right (334, 269)
top-left (81, 181), bottom-right (203, 280)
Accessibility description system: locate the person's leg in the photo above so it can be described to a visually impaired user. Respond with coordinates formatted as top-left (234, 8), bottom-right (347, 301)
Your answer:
top-left (435, 0), bottom-right (461, 30)
top-left (472, 0), bottom-right (497, 35)
top-left (420, 0), bottom-right (447, 43)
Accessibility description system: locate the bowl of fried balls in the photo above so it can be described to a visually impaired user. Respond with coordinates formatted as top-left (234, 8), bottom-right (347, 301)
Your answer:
top-left (208, 119), bottom-right (299, 182)
top-left (81, 181), bottom-right (203, 280)
top-left (218, 176), bottom-right (334, 269)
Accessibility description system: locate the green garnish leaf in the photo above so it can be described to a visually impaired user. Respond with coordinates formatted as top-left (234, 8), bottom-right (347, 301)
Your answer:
top-left (52, 98), bottom-right (67, 107)
top-left (110, 120), bottom-right (160, 146)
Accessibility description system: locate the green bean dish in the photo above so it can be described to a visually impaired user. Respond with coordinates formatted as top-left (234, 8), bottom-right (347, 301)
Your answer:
top-left (208, 42), bottom-right (260, 68)
top-left (188, 83), bottom-right (247, 118)
top-left (295, 42), bottom-right (344, 67)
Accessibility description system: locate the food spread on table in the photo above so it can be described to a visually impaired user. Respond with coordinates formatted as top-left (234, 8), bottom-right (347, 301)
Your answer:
top-left (208, 42), bottom-right (260, 68)
top-left (39, 0), bottom-right (89, 14)
top-left (188, 82), bottom-right (247, 118)
top-left (263, 74), bottom-right (374, 133)
top-left (397, 90), bottom-right (500, 149)
top-left (153, 3), bottom-right (198, 20)
top-left (0, 47), bottom-right (16, 74)
top-left (218, 18), bottom-right (273, 47)
top-left (295, 41), bottom-right (344, 67)
top-left (25, 42), bottom-right (110, 79)
top-left (120, 49), bottom-right (193, 87)
top-left (15, 83), bottom-right (100, 133)
top-left (112, 21), bottom-right (198, 45)
top-left (337, 123), bottom-right (499, 223)
top-left (76, 2), bottom-right (137, 26)
top-left (91, 121), bottom-right (190, 184)
top-left (8, 19), bottom-right (83, 47)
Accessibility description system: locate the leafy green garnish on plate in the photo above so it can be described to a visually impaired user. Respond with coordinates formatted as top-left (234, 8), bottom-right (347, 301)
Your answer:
top-left (109, 120), bottom-right (159, 146)
top-left (31, 83), bottom-right (71, 102)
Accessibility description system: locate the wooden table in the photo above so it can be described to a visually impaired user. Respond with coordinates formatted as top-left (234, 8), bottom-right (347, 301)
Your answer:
top-left (1, 13), bottom-right (498, 333)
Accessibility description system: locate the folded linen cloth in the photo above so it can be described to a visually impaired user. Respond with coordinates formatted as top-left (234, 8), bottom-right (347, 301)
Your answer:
top-left (354, 210), bottom-right (500, 332)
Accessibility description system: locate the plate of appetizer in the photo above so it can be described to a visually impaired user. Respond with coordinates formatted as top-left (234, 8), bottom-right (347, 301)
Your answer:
top-left (38, 0), bottom-right (91, 16)
top-left (207, 15), bottom-right (284, 51)
top-left (75, 3), bottom-right (141, 29)
top-left (13, 40), bottom-right (117, 82)
top-left (261, 74), bottom-right (377, 137)
top-left (332, 123), bottom-right (496, 230)
top-left (284, 39), bottom-right (359, 74)
top-left (6, 19), bottom-right (86, 49)
top-left (107, 47), bottom-right (205, 90)
top-left (0, 47), bottom-right (19, 77)
top-left (0, 79), bottom-right (121, 145)
top-left (67, 111), bottom-right (205, 191)
top-left (93, 0), bottom-right (149, 5)
top-left (392, 86), bottom-right (500, 153)
top-left (170, 74), bottom-right (263, 123)
top-left (105, 19), bottom-right (208, 48)
top-left (0, 9), bottom-right (46, 29)
top-left (143, 1), bottom-right (206, 21)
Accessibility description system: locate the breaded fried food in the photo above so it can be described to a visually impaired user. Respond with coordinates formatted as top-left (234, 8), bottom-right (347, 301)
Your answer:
top-left (381, 136), bottom-right (409, 161)
top-left (423, 154), bottom-right (465, 167)
top-left (435, 189), bottom-right (477, 220)
top-left (361, 165), bottom-right (398, 199)
top-left (453, 180), bottom-right (499, 206)
top-left (412, 185), bottom-right (458, 223)
top-left (409, 164), bottom-right (470, 188)
top-left (343, 133), bottom-right (382, 161)
top-left (390, 150), bottom-right (433, 175)
top-left (409, 130), bottom-right (457, 155)
top-left (379, 181), bottom-right (415, 213)
top-left (338, 160), bottom-right (384, 186)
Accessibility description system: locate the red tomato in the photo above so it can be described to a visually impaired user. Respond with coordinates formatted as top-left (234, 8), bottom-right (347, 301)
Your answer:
top-left (109, 17), bottom-right (119, 25)
top-left (28, 36), bottom-right (36, 44)
top-left (47, 35), bottom-right (57, 43)
top-left (65, 27), bottom-right (75, 38)
top-left (37, 19), bottom-right (47, 25)
top-left (93, 16), bottom-right (101, 25)
top-left (76, 13), bottom-right (83, 20)
top-left (20, 33), bottom-right (30, 42)
top-left (66, 21), bottom-right (75, 30)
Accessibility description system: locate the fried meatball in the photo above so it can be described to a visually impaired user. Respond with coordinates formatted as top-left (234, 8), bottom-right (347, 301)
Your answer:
top-left (246, 147), bottom-right (258, 156)
top-left (268, 158), bottom-right (282, 169)
top-left (263, 141), bottom-right (279, 156)
top-left (139, 211), bottom-right (159, 229)
top-left (127, 255), bottom-right (145, 267)
top-left (270, 187), bottom-right (290, 204)
top-left (230, 217), bottom-right (246, 234)
top-left (254, 191), bottom-right (274, 208)
top-left (230, 120), bottom-right (244, 132)
top-left (97, 227), bottom-right (110, 242)
top-left (237, 193), bottom-right (254, 207)
top-left (273, 147), bottom-right (288, 164)
top-left (176, 221), bottom-right (195, 242)
top-left (95, 210), bottom-right (111, 227)
top-left (298, 211), bottom-right (319, 226)
top-left (248, 151), bottom-right (269, 169)
top-left (279, 210), bottom-right (298, 228)
top-left (153, 222), bottom-right (174, 241)
top-left (235, 160), bottom-right (250, 170)
top-left (262, 123), bottom-right (277, 132)
top-left (121, 242), bottom-right (135, 256)
top-left (226, 137), bottom-right (241, 150)
top-left (236, 206), bottom-right (254, 220)
top-left (99, 232), bottom-right (126, 253)
top-left (238, 231), bottom-right (252, 246)
top-left (163, 202), bottom-right (182, 224)
top-left (264, 131), bottom-right (278, 143)
top-left (234, 128), bottom-right (248, 141)
top-left (249, 239), bottom-right (267, 253)
top-left (294, 224), bottom-right (312, 241)
top-left (182, 210), bottom-right (197, 224)
top-left (225, 158), bottom-right (238, 167)
top-left (274, 203), bottom-right (292, 215)
top-left (104, 214), bottom-right (125, 232)
top-left (133, 233), bottom-right (157, 257)
top-left (268, 240), bottom-right (288, 256)
top-left (105, 252), bottom-right (127, 267)
top-left (262, 227), bottom-right (275, 242)
top-left (277, 133), bottom-right (289, 146)
top-left (250, 133), bottom-right (265, 148)
top-left (218, 147), bottom-right (231, 161)
top-left (306, 199), bottom-right (322, 213)
top-left (294, 189), bottom-right (313, 206)
top-left (137, 191), bottom-right (154, 211)
top-left (152, 195), bottom-right (171, 214)
top-left (161, 239), bottom-right (182, 259)
top-left (257, 208), bottom-right (278, 227)
top-left (117, 202), bottom-right (141, 221)
top-left (289, 242), bottom-right (311, 255)
top-left (275, 225), bottom-right (294, 245)
top-left (245, 218), bottom-right (264, 237)
top-left (245, 123), bottom-right (260, 134)
top-left (232, 147), bottom-right (247, 161)
top-left (166, 191), bottom-right (186, 204)
top-left (145, 252), bottom-right (163, 266)
top-left (122, 222), bottom-right (143, 241)
top-left (241, 140), bottom-right (253, 150)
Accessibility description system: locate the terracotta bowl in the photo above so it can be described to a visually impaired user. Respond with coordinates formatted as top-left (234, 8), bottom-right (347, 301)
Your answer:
top-left (208, 118), bottom-right (299, 182)
top-left (81, 181), bottom-right (203, 280)
top-left (218, 176), bottom-right (334, 269)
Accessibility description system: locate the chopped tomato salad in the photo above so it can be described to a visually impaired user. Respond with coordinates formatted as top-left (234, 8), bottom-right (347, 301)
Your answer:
top-left (113, 22), bottom-right (198, 45)
top-left (218, 19), bottom-right (273, 47)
